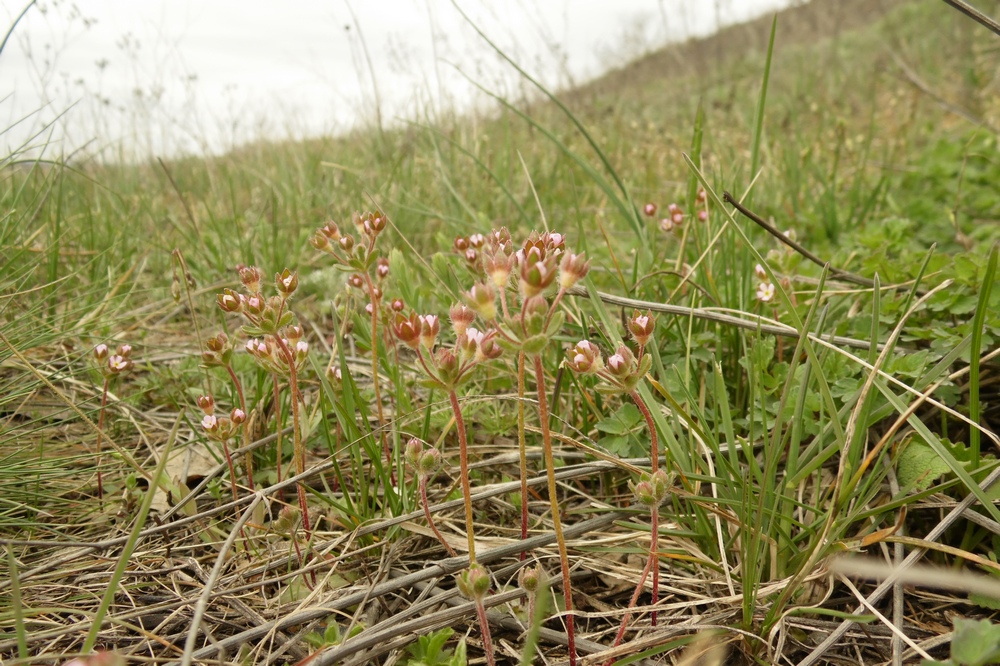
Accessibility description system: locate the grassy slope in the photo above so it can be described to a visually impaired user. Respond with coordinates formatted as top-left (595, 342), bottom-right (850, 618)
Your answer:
top-left (2, 0), bottom-right (1000, 664)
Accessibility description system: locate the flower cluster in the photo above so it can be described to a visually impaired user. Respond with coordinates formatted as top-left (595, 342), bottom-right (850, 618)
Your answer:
top-left (392, 310), bottom-right (503, 390)
top-left (647, 188), bottom-right (710, 235)
top-left (630, 469), bottom-right (674, 508)
top-left (565, 310), bottom-right (655, 394)
top-left (216, 265), bottom-right (307, 375)
top-left (196, 394), bottom-right (247, 442)
top-left (94, 343), bottom-right (134, 379)
top-left (404, 437), bottom-right (443, 479)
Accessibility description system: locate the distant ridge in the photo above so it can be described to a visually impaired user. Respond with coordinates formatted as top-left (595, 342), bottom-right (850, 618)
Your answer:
top-left (571, 0), bottom-right (910, 101)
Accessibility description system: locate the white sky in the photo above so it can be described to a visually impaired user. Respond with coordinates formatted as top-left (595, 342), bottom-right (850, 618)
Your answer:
top-left (0, 0), bottom-right (794, 160)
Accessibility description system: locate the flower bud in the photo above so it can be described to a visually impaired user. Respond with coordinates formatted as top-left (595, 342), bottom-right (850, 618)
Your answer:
top-left (376, 257), bottom-right (390, 280)
top-left (477, 329), bottom-right (503, 361)
top-left (391, 298), bottom-right (405, 312)
top-left (196, 395), bottom-right (215, 414)
top-left (348, 274), bottom-right (365, 289)
top-left (243, 295), bottom-right (265, 317)
top-left (238, 265), bottom-right (262, 293)
top-left (643, 202), bottom-right (657, 217)
top-left (419, 314), bottom-right (440, 349)
top-left (606, 344), bottom-right (636, 379)
top-left (627, 309), bottom-right (655, 347)
top-left (230, 408), bottom-right (246, 424)
top-left (206, 333), bottom-right (229, 353)
top-left (456, 563), bottom-right (491, 601)
top-left (339, 235), bottom-right (355, 252)
top-left (697, 209), bottom-right (708, 222)
top-left (565, 340), bottom-right (603, 374)
top-left (275, 268), bottom-right (298, 297)
top-left (519, 256), bottom-right (556, 298)
top-left (309, 230), bottom-right (330, 252)
top-left (465, 282), bottom-right (497, 321)
top-left (217, 289), bottom-right (243, 313)
top-left (94, 343), bottom-right (109, 362)
top-left (392, 312), bottom-right (422, 349)
top-left (559, 251), bottom-right (590, 290)
top-left (518, 564), bottom-right (543, 595)
top-left (450, 303), bottom-right (475, 337)
top-left (754, 264), bottom-right (768, 281)
top-left (630, 470), bottom-right (672, 508)
top-left (483, 250), bottom-right (513, 289)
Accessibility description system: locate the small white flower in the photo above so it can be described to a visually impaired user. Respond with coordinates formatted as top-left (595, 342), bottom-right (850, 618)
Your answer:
top-left (201, 414), bottom-right (218, 430)
top-left (756, 282), bottom-right (775, 303)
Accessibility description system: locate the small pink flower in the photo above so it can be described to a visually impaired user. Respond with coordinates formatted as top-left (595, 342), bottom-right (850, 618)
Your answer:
top-left (697, 210), bottom-right (708, 222)
top-left (643, 202), bottom-right (657, 217)
top-left (756, 282), bottom-right (775, 303)
top-left (201, 414), bottom-right (218, 431)
top-left (659, 218), bottom-right (673, 233)
top-left (94, 344), bottom-right (109, 360)
top-left (671, 211), bottom-right (683, 225)
top-left (196, 395), bottom-right (215, 414)
top-left (108, 355), bottom-right (127, 372)
top-left (365, 303), bottom-right (374, 315)
top-left (608, 353), bottom-right (625, 372)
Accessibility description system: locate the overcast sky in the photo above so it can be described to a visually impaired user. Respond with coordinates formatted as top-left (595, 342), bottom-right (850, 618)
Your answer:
top-left (1, 0), bottom-right (795, 160)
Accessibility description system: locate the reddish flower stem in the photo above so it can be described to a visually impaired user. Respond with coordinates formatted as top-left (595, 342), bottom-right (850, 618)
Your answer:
top-left (630, 389), bottom-right (660, 624)
top-left (606, 539), bottom-right (657, 666)
top-left (273, 336), bottom-right (312, 540)
top-left (448, 389), bottom-right (477, 562)
top-left (96, 378), bottom-right (109, 502)
top-left (421, 475), bottom-right (456, 557)
top-left (517, 351), bottom-right (529, 558)
top-left (475, 598), bottom-right (497, 666)
top-left (629, 389), bottom-right (659, 473)
top-left (533, 354), bottom-right (576, 666)
top-left (226, 364), bottom-right (254, 491)
top-left (363, 273), bottom-right (393, 485)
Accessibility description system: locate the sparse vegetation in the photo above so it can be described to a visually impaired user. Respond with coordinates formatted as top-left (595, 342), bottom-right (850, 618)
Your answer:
top-left (2, 1), bottom-right (1000, 665)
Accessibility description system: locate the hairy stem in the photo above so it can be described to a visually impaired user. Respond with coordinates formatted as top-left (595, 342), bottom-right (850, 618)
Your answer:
top-left (274, 337), bottom-right (311, 539)
top-left (629, 389), bottom-right (659, 472)
top-left (363, 273), bottom-right (393, 484)
top-left (630, 389), bottom-right (660, 624)
top-left (606, 543), bottom-right (657, 665)
top-left (227, 364), bottom-right (253, 491)
top-left (475, 598), bottom-right (497, 666)
top-left (448, 389), bottom-right (477, 562)
top-left (517, 351), bottom-right (529, 558)
top-left (96, 378), bottom-right (109, 502)
top-left (421, 475), bottom-right (456, 557)
top-left (533, 354), bottom-right (576, 666)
